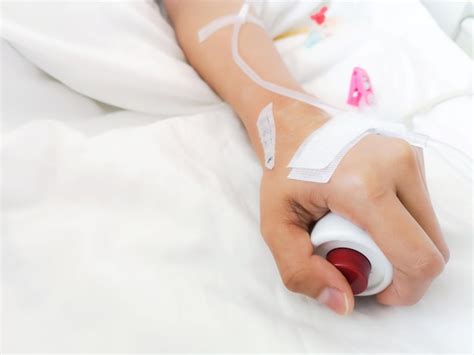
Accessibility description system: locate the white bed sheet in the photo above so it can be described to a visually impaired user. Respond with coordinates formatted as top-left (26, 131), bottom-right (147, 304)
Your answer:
top-left (2, 1), bottom-right (473, 353)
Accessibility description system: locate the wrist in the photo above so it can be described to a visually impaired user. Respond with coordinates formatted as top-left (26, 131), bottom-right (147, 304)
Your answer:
top-left (273, 97), bottom-right (330, 150)
top-left (247, 97), bottom-right (330, 170)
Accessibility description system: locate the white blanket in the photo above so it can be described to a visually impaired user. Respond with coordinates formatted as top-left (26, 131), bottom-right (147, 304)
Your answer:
top-left (2, 1), bottom-right (473, 352)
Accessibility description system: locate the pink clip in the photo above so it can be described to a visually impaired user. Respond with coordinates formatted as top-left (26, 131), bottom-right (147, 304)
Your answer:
top-left (347, 67), bottom-right (374, 107)
top-left (310, 6), bottom-right (328, 26)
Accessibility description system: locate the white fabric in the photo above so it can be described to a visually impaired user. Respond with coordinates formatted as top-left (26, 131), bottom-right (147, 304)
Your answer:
top-left (0, 0), bottom-right (326, 117)
top-left (287, 112), bottom-right (427, 183)
top-left (1, 41), bottom-right (113, 131)
top-left (1, 0), bottom-right (220, 116)
top-left (1, 0), bottom-right (472, 353)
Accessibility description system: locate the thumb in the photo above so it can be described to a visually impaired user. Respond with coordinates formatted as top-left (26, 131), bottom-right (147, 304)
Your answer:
top-left (263, 221), bottom-right (355, 315)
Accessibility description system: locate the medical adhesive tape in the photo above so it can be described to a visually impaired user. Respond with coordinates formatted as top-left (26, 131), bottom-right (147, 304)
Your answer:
top-left (287, 111), bottom-right (429, 183)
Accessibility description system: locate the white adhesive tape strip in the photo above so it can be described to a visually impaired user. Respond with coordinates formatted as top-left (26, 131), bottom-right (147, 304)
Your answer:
top-left (257, 103), bottom-right (276, 169)
top-left (288, 112), bottom-right (429, 183)
top-left (288, 131), bottom-right (372, 183)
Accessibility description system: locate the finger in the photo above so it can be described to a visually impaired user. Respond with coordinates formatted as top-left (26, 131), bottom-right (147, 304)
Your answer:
top-left (349, 192), bottom-right (445, 306)
top-left (396, 148), bottom-right (450, 262)
top-left (261, 220), bottom-right (354, 315)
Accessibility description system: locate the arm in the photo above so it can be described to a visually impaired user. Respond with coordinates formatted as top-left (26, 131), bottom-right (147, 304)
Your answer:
top-left (164, 0), bottom-right (328, 165)
top-left (164, 0), bottom-right (449, 315)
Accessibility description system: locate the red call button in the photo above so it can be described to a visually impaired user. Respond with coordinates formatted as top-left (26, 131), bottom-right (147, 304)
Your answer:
top-left (327, 248), bottom-right (372, 295)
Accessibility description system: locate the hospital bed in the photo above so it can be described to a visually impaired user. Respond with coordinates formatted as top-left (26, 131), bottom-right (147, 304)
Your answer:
top-left (1, 1), bottom-right (472, 352)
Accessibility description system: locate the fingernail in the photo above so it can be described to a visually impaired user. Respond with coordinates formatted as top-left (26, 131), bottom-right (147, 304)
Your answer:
top-left (318, 287), bottom-right (349, 315)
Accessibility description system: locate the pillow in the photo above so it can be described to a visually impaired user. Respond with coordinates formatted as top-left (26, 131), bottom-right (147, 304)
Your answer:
top-left (2, 0), bottom-right (331, 117)
top-left (2, 0), bottom-right (220, 116)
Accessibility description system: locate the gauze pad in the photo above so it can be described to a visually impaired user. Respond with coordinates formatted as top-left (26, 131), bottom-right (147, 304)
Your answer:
top-left (288, 112), bottom-right (429, 183)
top-left (256, 103), bottom-right (276, 169)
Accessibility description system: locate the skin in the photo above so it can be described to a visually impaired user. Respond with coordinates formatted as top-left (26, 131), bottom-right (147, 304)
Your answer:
top-left (164, 0), bottom-right (449, 315)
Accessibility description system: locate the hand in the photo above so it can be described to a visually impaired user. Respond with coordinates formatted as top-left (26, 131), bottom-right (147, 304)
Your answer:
top-left (163, 0), bottom-right (449, 315)
top-left (259, 101), bottom-right (449, 315)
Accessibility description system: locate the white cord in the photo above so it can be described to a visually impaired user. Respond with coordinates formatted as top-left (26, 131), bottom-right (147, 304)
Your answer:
top-left (198, 13), bottom-right (263, 43)
top-left (200, 2), bottom-right (473, 180)
top-left (230, 1), bottom-right (342, 114)
top-left (406, 92), bottom-right (474, 181)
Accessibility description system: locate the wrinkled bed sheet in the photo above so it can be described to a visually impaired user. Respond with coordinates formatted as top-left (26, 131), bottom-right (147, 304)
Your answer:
top-left (1, 0), bottom-right (473, 352)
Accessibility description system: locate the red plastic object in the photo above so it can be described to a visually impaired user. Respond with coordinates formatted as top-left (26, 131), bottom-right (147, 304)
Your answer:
top-left (327, 248), bottom-right (371, 295)
top-left (310, 6), bottom-right (328, 25)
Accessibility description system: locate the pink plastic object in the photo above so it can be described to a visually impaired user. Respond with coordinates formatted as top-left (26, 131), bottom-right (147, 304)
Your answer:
top-left (347, 67), bottom-right (374, 107)
top-left (310, 6), bottom-right (328, 25)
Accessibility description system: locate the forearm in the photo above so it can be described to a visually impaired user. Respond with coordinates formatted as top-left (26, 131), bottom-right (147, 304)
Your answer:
top-left (164, 0), bottom-right (328, 166)
top-left (164, 2), bottom-right (449, 314)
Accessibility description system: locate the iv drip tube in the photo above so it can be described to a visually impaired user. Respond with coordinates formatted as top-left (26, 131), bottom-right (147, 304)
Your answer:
top-left (231, 2), bottom-right (342, 114)
top-left (200, 1), bottom-right (473, 180)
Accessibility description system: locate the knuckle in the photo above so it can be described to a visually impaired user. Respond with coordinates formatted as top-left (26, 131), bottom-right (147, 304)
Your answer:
top-left (412, 250), bottom-right (445, 279)
top-left (335, 174), bottom-right (369, 196)
top-left (282, 265), bottom-right (309, 293)
top-left (394, 140), bottom-right (417, 168)
top-left (400, 294), bottom-right (423, 306)
top-left (336, 173), bottom-right (387, 204)
top-left (382, 283), bottom-right (425, 307)
top-left (382, 283), bottom-right (423, 306)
